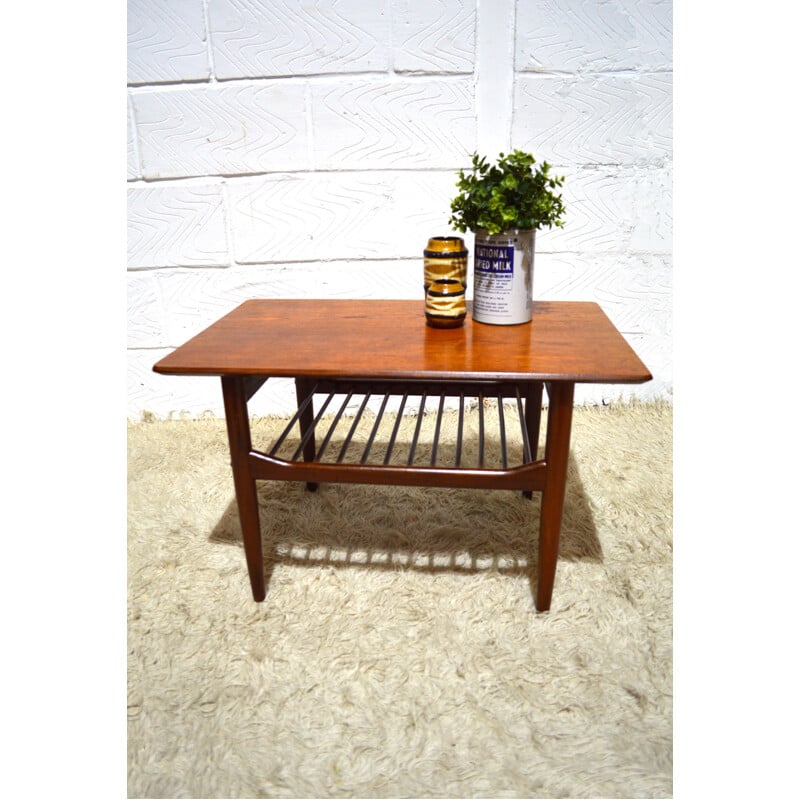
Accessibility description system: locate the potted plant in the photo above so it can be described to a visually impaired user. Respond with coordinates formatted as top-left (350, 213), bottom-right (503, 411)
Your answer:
top-left (449, 150), bottom-right (566, 325)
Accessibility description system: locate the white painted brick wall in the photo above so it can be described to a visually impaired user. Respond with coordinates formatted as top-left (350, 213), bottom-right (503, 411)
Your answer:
top-left (228, 171), bottom-right (457, 262)
top-left (208, 0), bottom-right (391, 78)
top-left (128, 0), bottom-right (672, 419)
top-left (514, 0), bottom-right (672, 73)
top-left (127, 0), bottom-right (210, 84)
top-left (127, 183), bottom-right (229, 267)
top-left (133, 83), bottom-right (311, 178)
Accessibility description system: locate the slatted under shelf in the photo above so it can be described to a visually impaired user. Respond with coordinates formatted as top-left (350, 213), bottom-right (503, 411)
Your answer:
top-left (257, 380), bottom-right (541, 473)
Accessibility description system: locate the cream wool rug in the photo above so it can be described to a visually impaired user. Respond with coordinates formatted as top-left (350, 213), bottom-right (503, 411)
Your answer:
top-left (127, 401), bottom-right (672, 798)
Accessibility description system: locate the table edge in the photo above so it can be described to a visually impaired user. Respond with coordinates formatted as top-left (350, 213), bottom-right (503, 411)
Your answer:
top-left (152, 365), bottom-right (653, 384)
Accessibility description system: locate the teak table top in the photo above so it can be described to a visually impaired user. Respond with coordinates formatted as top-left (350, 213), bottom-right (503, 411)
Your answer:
top-left (153, 299), bottom-right (652, 385)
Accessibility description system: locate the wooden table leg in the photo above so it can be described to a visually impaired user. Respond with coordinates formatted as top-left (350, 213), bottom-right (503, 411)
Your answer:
top-left (525, 381), bottom-right (544, 460)
top-left (221, 375), bottom-right (266, 601)
top-left (295, 377), bottom-right (319, 492)
top-left (523, 381), bottom-right (544, 499)
top-left (536, 381), bottom-right (574, 612)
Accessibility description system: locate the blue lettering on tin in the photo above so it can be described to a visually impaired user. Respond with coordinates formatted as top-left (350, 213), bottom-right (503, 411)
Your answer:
top-left (476, 244), bottom-right (514, 275)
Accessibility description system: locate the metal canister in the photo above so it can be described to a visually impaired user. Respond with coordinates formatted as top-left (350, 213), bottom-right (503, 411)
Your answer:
top-left (472, 228), bottom-right (535, 325)
top-left (423, 236), bottom-right (468, 295)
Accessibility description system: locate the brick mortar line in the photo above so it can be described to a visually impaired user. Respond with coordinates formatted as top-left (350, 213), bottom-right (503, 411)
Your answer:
top-left (125, 68), bottom-right (672, 94)
top-left (125, 160), bottom-right (674, 188)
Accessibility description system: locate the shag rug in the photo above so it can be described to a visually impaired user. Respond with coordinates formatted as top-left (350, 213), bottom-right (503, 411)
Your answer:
top-left (127, 401), bottom-right (672, 798)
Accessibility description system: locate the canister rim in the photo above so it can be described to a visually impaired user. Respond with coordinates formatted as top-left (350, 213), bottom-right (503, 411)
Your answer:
top-left (424, 249), bottom-right (468, 258)
top-left (425, 236), bottom-right (467, 257)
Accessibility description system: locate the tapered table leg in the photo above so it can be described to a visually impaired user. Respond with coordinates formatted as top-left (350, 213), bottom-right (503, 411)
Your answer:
top-left (523, 381), bottom-right (544, 499)
top-left (221, 375), bottom-right (265, 601)
top-left (295, 377), bottom-right (319, 492)
top-left (536, 381), bottom-right (574, 612)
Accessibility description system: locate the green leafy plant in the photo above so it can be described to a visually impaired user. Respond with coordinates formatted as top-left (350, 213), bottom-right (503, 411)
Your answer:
top-left (449, 150), bottom-right (566, 235)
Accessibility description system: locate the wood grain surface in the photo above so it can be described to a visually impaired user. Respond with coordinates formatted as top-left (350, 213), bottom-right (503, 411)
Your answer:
top-left (153, 299), bottom-right (651, 384)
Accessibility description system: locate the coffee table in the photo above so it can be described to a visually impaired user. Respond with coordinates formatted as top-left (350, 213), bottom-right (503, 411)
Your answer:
top-left (153, 299), bottom-right (651, 611)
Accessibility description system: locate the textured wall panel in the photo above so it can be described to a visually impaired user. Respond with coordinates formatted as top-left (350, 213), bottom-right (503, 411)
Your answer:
top-left (128, 272), bottom-right (166, 348)
top-left (311, 79), bottom-right (475, 168)
top-left (133, 83), bottom-right (309, 179)
top-left (627, 165), bottom-right (672, 252)
top-left (534, 253), bottom-right (671, 334)
top-left (392, 0), bottom-right (477, 73)
top-left (592, 256), bottom-right (671, 336)
top-left (127, 184), bottom-right (229, 268)
top-left (209, 0), bottom-right (389, 79)
top-left (392, 171), bottom-right (464, 246)
top-left (515, 0), bottom-right (672, 72)
top-left (512, 73), bottom-right (672, 166)
top-left (127, 0), bottom-right (209, 84)
top-left (542, 165), bottom-right (672, 254)
top-left (155, 262), bottom-right (420, 345)
top-left (229, 171), bottom-right (457, 263)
